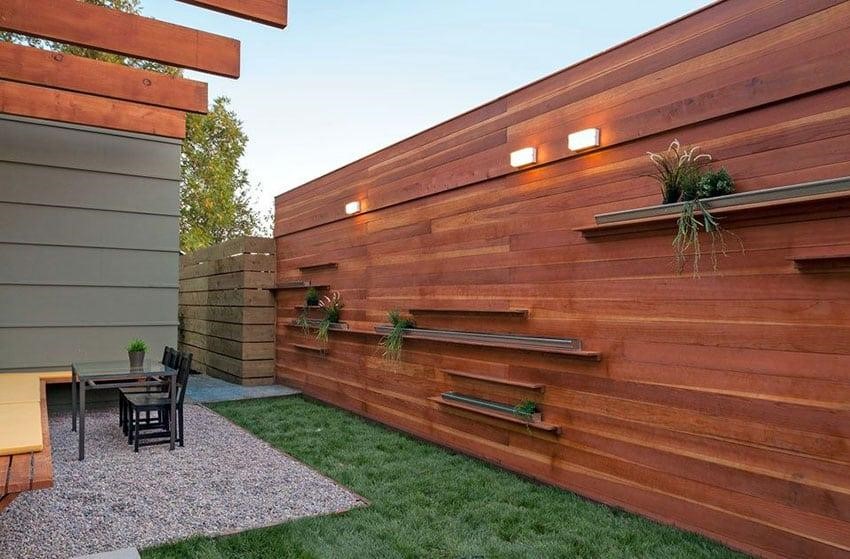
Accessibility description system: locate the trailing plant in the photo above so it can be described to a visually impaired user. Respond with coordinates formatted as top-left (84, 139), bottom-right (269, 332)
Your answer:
top-left (648, 141), bottom-right (742, 276)
top-left (316, 292), bottom-right (343, 343)
top-left (513, 399), bottom-right (539, 421)
top-left (647, 139), bottom-right (712, 204)
top-left (305, 287), bottom-right (320, 306)
top-left (380, 309), bottom-right (415, 362)
top-left (126, 338), bottom-right (148, 353)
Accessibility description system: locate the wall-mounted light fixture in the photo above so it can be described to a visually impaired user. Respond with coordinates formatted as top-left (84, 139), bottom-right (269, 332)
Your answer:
top-left (567, 128), bottom-right (600, 151)
top-left (510, 147), bottom-right (537, 168)
top-left (344, 200), bottom-right (361, 215)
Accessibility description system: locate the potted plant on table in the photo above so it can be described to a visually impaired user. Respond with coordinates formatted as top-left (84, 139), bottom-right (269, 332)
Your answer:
top-left (127, 338), bottom-right (148, 369)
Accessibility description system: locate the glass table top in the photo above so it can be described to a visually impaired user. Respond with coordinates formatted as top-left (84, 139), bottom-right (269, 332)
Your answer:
top-left (72, 359), bottom-right (176, 378)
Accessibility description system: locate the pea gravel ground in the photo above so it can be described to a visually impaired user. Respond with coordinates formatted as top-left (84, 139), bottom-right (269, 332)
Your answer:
top-left (0, 404), bottom-right (365, 559)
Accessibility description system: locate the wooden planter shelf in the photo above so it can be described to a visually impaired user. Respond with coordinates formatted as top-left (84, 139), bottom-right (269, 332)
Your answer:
top-left (273, 281), bottom-right (329, 290)
top-left (374, 325), bottom-right (599, 360)
top-left (788, 251), bottom-right (850, 271)
top-left (428, 395), bottom-right (560, 434)
top-left (294, 304), bottom-right (322, 311)
top-left (410, 308), bottom-right (529, 318)
top-left (287, 319), bottom-right (350, 331)
top-left (298, 262), bottom-right (338, 272)
top-left (445, 370), bottom-right (545, 391)
top-left (291, 343), bottom-right (326, 354)
top-left (575, 176), bottom-right (850, 238)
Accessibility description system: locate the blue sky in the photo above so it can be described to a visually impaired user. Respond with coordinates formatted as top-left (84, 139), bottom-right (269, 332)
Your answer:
top-left (146, 1), bottom-right (709, 207)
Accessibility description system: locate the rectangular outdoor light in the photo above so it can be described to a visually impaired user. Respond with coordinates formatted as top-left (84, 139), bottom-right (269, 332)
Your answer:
top-left (345, 200), bottom-right (361, 215)
top-left (568, 128), bottom-right (600, 151)
top-left (510, 147), bottom-right (537, 168)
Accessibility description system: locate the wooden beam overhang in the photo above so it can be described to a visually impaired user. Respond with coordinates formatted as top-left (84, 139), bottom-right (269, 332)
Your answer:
top-left (0, 42), bottom-right (208, 113)
top-left (0, 0), bottom-right (241, 78)
top-left (176, 0), bottom-right (288, 29)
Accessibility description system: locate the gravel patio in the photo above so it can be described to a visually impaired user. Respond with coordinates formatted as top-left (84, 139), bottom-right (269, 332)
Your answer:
top-left (0, 404), bottom-right (365, 559)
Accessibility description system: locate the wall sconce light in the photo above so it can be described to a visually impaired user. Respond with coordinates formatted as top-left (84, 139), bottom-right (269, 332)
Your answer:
top-left (344, 200), bottom-right (361, 215)
top-left (510, 147), bottom-right (537, 168)
top-left (567, 128), bottom-right (600, 151)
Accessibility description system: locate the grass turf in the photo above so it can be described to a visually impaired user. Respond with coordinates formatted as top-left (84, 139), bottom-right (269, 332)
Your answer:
top-left (142, 396), bottom-right (745, 559)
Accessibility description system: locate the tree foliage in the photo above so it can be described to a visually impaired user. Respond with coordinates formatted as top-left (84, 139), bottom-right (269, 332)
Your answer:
top-left (1, 0), bottom-right (271, 250)
top-left (181, 97), bottom-right (270, 251)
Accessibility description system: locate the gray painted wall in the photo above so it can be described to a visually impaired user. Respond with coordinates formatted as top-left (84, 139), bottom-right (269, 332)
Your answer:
top-left (0, 115), bottom-right (181, 370)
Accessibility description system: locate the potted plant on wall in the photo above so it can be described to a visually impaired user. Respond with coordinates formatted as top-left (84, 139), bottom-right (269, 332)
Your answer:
top-left (127, 338), bottom-right (148, 369)
top-left (305, 287), bottom-right (320, 307)
top-left (316, 291), bottom-right (344, 343)
top-left (513, 399), bottom-right (542, 423)
top-left (647, 139), bottom-right (742, 275)
top-left (380, 309), bottom-right (415, 362)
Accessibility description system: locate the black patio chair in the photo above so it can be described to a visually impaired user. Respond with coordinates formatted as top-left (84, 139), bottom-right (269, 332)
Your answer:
top-left (125, 351), bottom-right (193, 452)
top-left (119, 346), bottom-right (177, 434)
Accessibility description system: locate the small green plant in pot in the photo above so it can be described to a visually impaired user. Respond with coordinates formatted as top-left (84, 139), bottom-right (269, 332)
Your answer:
top-left (305, 287), bottom-right (320, 306)
top-left (513, 399), bottom-right (541, 422)
top-left (126, 338), bottom-right (148, 369)
top-left (380, 309), bottom-right (415, 362)
top-left (316, 292), bottom-right (343, 343)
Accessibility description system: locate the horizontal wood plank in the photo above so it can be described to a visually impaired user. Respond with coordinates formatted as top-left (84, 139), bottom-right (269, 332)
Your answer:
top-left (176, 0), bottom-right (287, 28)
top-left (0, 0), bottom-right (241, 78)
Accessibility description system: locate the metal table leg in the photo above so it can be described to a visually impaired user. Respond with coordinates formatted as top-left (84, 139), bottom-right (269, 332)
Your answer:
top-left (169, 374), bottom-right (176, 451)
top-left (71, 368), bottom-right (77, 432)
top-left (78, 381), bottom-right (86, 461)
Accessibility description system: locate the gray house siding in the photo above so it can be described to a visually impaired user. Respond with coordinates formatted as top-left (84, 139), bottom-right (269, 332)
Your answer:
top-left (0, 115), bottom-right (181, 370)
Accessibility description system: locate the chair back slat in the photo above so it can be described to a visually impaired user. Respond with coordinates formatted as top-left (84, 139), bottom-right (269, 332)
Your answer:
top-left (164, 346), bottom-right (179, 370)
top-left (176, 351), bottom-right (193, 405)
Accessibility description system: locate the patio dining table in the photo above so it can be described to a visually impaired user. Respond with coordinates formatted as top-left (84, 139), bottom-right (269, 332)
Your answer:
top-left (71, 359), bottom-right (177, 460)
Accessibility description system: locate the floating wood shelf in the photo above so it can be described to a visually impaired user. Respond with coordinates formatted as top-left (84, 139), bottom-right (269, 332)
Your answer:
top-left (410, 308), bottom-right (529, 318)
top-left (294, 304), bottom-right (322, 311)
top-left (374, 325), bottom-right (600, 361)
top-left (575, 176), bottom-right (850, 238)
top-left (444, 370), bottom-right (545, 391)
top-left (288, 319), bottom-right (350, 331)
top-left (272, 281), bottom-right (329, 290)
top-left (428, 395), bottom-right (560, 434)
top-left (298, 262), bottom-right (338, 272)
top-left (291, 343), bottom-right (326, 354)
top-left (788, 251), bottom-right (850, 270)
top-left (285, 322), bottom-right (376, 336)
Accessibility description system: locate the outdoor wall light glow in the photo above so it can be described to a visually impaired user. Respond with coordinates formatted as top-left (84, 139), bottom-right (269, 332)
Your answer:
top-left (345, 200), bottom-right (361, 215)
top-left (510, 147), bottom-right (537, 168)
top-left (568, 128), bottom-right (601, 151)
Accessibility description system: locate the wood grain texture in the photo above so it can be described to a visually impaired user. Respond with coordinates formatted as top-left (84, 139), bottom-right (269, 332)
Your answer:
top-left (273, 2), bottom-right (850, 557)
top-left (0, 0), bottom-right (241, 78)
top-left (0, 79), bottom-right (186, 137)
top-left (0, 42), bottom-right (208, 113)
top-left (176, 0), bottom-right (287, 28)
top-left (178, 237), bottom-right (276, 384)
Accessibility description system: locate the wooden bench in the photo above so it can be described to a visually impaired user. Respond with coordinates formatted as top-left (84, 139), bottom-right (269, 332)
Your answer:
top-left (0, 372), bottom-right (69, 512)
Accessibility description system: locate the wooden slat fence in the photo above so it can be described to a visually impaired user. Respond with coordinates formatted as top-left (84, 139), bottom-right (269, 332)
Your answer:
top-left (178, 236), bottom-right (276, 385)
top-left (272, 2), bottom-right (850, 557)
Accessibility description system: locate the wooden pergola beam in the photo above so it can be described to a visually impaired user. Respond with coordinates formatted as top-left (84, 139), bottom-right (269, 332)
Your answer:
top-left (177, 0), bottom-right (288, 29)
top-left (0, 42), bottom-right (208, 114)
top-left (0, 79), bottom-right (187, 138)
top-left (0, 0), bottom-right (241, 78)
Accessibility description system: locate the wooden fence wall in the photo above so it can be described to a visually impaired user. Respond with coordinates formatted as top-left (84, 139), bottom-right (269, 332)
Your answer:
top-left (273, 2), bottom-right (850, 557)
top-left (178, 236), bottom-right (276, 385)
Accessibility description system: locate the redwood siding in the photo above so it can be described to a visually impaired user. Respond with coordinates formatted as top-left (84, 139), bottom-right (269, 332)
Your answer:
top-left (273, 2), bottom-right (850, 557)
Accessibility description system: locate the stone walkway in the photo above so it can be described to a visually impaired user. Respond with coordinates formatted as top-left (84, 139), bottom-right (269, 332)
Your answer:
top-left (0, 405), bottom-right (364, 559)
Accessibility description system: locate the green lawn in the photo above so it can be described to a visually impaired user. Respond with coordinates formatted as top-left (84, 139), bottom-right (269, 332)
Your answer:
top-left (143, 396), bottom-right (745, 559)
